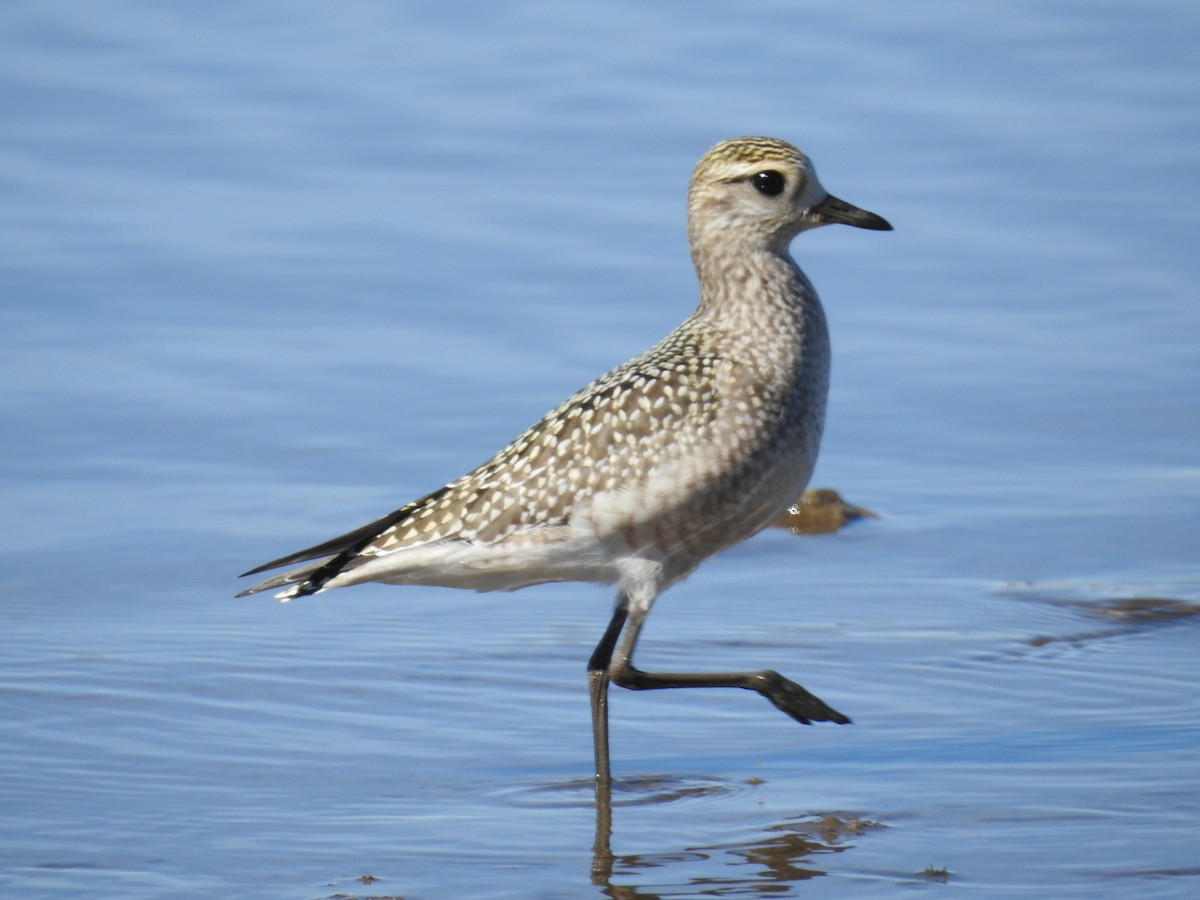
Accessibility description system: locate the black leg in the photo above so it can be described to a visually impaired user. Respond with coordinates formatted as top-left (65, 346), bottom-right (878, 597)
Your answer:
top-left (608, 605), bottom-right (851, 725)
top-left (584, 594), bottom-right (849, 883)
top-left (588, 599), bottom-right (629, 673)
top-left (588, 597), bottom-right (629, 792)
top-left (588, 597), bottom-right (628, 876)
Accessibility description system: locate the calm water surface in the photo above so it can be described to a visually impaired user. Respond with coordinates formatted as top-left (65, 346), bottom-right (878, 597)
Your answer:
top-left (3, 1), bottom-right (1198, 897)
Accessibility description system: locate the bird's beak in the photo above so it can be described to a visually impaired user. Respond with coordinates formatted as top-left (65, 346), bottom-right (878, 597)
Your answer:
top-left (812, 194), bottom-right (892, 231)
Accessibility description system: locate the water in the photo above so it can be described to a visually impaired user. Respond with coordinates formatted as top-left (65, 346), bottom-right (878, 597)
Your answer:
top-left (3, 1), bottom-right (1198, 896)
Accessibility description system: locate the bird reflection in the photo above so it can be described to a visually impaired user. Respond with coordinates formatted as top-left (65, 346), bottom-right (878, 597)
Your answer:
top-left (590, 784), bottom-right (880, 893)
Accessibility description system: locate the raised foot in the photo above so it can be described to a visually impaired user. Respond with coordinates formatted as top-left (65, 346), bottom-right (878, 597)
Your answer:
top-left (753, 670), bottom-right (852, 725)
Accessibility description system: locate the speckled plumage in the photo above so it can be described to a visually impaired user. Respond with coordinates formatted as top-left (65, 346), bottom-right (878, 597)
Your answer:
top-left (239, 137), bottom-right (889, 619)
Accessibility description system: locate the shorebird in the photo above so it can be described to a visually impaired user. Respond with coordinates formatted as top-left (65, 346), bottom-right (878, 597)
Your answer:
top-left (238, 136), bottom-right (891, 787)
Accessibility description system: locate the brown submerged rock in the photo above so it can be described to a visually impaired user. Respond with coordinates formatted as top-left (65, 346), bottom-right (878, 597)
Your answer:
top-left (773, 488), bottom-right (878, 534)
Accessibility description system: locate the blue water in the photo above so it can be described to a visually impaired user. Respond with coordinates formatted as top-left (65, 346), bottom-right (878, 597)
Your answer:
top-left (3, 1), bottom-right (1199, 897)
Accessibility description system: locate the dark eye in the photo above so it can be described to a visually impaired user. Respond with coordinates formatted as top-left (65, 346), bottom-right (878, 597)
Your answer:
top-left (751, 170), bottom-right (786, 196)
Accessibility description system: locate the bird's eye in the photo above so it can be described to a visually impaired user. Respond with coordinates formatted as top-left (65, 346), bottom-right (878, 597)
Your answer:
top-left (751, 170), bottom-right (786, 197)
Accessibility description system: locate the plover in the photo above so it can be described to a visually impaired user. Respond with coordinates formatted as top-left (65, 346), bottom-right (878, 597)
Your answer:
top-left (238, 136), bottom-right (891, 786)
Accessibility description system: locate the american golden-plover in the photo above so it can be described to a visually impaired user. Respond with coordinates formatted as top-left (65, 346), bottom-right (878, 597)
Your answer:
top-left (239, 136), bottom-right (891, 787)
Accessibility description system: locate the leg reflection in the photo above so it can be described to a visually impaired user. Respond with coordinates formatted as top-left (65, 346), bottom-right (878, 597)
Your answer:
top-left (590, 763), bottom-right (615, 882)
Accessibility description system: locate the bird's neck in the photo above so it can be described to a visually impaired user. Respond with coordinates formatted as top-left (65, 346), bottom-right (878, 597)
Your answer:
top-left (693, 243), bottom-right (818, 331)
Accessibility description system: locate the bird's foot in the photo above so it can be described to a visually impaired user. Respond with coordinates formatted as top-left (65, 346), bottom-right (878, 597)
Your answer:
top-left (753, 670), bottom-right (851, 725)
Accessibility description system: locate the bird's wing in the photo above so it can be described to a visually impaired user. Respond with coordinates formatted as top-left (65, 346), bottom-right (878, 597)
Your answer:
top-left (237, 327), bottom-right (725, 599)
top-left (234, 488), bottom-right (447, 597)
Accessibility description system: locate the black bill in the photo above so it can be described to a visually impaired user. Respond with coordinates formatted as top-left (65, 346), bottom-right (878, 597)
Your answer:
top-left (813, 193), bottom-right (892, 231)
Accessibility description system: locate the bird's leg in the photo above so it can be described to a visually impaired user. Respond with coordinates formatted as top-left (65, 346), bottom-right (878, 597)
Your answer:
top-left (607, 605), bottom-right (852, 726)
top-left (587, 597), bottom-right (630, 793)
top-left (587, 596), bottom-right (628, 877)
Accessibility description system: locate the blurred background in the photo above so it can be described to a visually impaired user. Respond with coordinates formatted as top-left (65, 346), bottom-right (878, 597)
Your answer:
top-left (2, 2), bottom-right (1198, 897)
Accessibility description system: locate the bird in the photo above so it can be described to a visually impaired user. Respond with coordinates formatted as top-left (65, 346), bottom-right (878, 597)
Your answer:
top-left (238, 136), bottom-right (891, 789)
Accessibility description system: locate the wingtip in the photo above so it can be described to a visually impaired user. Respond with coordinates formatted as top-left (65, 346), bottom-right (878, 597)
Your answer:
top-left (233, 581), bottom-right (307, 601)
top-left (234, 556), bottom-right (333, 599)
